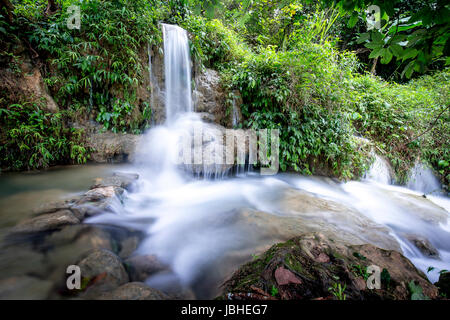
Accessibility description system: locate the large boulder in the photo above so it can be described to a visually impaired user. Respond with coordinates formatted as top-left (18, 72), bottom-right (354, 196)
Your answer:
top-left (219, 233), bottom-right (438, 300)
top-left (76, 249), bottom-right (129, 297)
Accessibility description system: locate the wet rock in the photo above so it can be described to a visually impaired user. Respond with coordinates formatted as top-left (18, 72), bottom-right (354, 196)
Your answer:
top-left (75, 186), bottom-right (124, 218)
top-left (219, 233), bottom-right (438, 300)
top-left (405, 235), bottom-right (440, 259)
top-left (80, 186), bottom-right (124, 202)
top-left (435, 272), bottom-right (450, 297)
top-left (77, 249), bottom-right (129, 296)
top-left (97, 282), bottom-right (168, 300)
top-left (0, 276), bottom-right (53, 299)
top-left (124, 255), bottom-right (168, 282)
top-left (118, 236), bottom-right (140, 259)
top-left (91, 172), bottom-right (139, 191)
top-left (193, 69), bottom-right (226, 125)
top-left (44, 224), bottom-right (112, 251)
top-left (11, 210), bottom-right (80, 234)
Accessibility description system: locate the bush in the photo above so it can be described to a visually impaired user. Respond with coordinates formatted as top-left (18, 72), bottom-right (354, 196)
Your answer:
top-left (0, 101), bottom-right (89, 171)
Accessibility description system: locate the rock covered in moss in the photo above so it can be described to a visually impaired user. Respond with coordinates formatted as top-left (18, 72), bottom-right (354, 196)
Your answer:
top-left (219, 233), bottom-right (438, 300)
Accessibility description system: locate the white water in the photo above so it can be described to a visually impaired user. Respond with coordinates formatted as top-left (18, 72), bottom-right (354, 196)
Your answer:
top-left (87, 25), bottom-right (450, 298)
top-left (163, 24), bottom-right (192, 123)
top-left (407, 162), bottom-right (442, 195)
top-left (365, 154), bottom-right (392, 184)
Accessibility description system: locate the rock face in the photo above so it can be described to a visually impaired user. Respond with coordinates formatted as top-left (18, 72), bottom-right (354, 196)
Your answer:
top-left (193, 69), bottom-right (226, 125)
top-left (219, 233), bottom-right (438, 300)
top-left (83, 122), bottom-right (142, 163)
top-left (98, 282), bottom-right (168, 300)
top-left (0, 43), bottom-right (58, 112)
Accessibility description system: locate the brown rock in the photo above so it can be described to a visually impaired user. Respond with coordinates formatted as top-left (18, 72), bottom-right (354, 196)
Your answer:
top-left (274, 267), bottom-right (302, 286)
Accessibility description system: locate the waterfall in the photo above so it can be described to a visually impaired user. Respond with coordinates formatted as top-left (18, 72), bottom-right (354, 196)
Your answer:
top-left (407, 162), bottom-right (442, 195)
top-left (162, 24), bottom-right (193, 123)
top-left (364, 154), bottom-right (392, 185)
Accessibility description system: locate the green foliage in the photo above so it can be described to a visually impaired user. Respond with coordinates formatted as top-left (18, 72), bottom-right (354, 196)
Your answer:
top-left (408, 280), bottom-right (430, 300)
top-left (270, 285), bottom-right (278, 297)
top-left (381, 268), bottom-right (391, 288)
top-left (0, 101), bottom-right (88, 170)
top-left (328, 282), bottom-right (347, 300)
top-left (351, 264), bottom-right (369, 280)
top-left (24, 0), bottom-right (162, 133)
top-left (222, 43), bottom-right (368, 179)
top-left (182, 17), bottom-right (249, 69)
top-left (315, 0), bottom-right (449, 78)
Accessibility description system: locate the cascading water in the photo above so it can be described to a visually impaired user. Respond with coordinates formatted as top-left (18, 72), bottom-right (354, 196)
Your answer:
top-left (87, 25), bottom-right (450, 298)
top-left (407, 162), bottom-right (442, 195)
top-left (364, 154), bottom-right (392, 184)
top-left (162, 24), bottom-right (192, 123)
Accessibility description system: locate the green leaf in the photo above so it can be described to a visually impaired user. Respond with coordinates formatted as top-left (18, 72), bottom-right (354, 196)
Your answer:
top-left (380, 48), bottom-right (393, 64)
top-left (389, 44), bottom-right (403, 57)
top-left (357, 33), bottom-right (370, 44)
top-left (348, 12), bottom-right (359, 28)
top-left (369, 48), bottom-right (384, 59)
top-left (372, 31), bottom-right (384, 44)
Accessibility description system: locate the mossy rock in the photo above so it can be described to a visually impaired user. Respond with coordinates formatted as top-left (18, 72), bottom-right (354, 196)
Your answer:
top-left (219, 233), bottom-right (438, 300)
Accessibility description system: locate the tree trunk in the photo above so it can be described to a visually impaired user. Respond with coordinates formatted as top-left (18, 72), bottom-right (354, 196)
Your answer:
top-left (371, 57), bottom-right (378, 75)
top-left (45, 0), bottom-right (59, 16)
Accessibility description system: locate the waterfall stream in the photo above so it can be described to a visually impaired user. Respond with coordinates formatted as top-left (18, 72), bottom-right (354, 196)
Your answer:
top-left (85, 25), bottom-right (450, 299)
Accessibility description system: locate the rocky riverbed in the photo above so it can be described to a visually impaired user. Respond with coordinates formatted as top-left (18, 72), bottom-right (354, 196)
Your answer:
top-left (1, 170), bottom-right (449, 300)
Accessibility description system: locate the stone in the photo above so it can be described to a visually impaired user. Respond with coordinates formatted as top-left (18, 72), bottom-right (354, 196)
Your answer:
top-left (220, 233), bottom-right (438, 300)
top-left (97, 282), bottom-right (168, 300)
top-left (11, 210), bottom-right (80, 234)
top-left (405, 235), bottom-right (440, 259)
top-left (118, 236), bottom-right (140, 259)
top-left (77, 249), bottom-right (129, 296)
top-left (91, 172), bottom-right (139, 191)
top-left (274, 267), bottom-right (302, 285)
top-left (83, 122), bottom-right (142, 163)
top-left (124, 255), bottom-right (168, 282)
